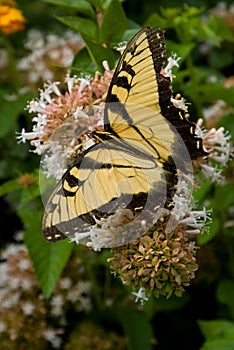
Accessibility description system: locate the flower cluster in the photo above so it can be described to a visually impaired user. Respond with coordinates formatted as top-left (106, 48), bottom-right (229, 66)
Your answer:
top-left (108, 171), bottom-right (212, 301)
top-left (0, 1), bottom-right (26, 34)
top-left (0, 234), bottom-right (92, 349)
top-left (18, 52), bottom-right (232, 300)
top-left (196, 119), bottom-right (232, 183)
top-left (17, 29), bottom-right (84, 86)
top-left (17, 63), bottom-right (114, 179)
top-left (109, 220), bottom-right (199, 300)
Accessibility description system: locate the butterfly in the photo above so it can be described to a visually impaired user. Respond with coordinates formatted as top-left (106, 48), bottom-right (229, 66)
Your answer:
top-left (42, 27), bottom-right (206, 247)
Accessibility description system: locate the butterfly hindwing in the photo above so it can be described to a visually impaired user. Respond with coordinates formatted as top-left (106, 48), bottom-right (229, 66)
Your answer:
top-left (42, 138), bottom-right (167, 242)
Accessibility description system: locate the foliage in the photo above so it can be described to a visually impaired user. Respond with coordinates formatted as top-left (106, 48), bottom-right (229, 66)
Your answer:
top-left (0, 0), bottom-right (234, 349)
top-left (199, 320), bottom-right (234, 350)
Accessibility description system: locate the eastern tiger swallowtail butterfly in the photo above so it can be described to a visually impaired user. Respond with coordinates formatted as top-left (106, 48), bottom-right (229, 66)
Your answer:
top-left (42, 26), bottom-right (206, 246)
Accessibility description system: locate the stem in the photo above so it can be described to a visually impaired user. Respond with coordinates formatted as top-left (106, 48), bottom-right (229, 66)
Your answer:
top-left (1, 32), bottom-right (21, 91)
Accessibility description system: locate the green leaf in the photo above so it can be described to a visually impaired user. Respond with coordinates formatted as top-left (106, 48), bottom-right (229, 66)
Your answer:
top-left (118, 308), bottom-right (153, 350)
top-left (197, 217), bottom-right (219, 245)
top-left (209, 16), bottom-right (234, 42)
top-left (83, 35), bottom-right (116, 71)
top-left (200, 339), bottom-right (234, 350)
top-left (144, 12), bottom-right (168, 28)
top-left (199, 319), bottom-right (234, 339)
top-left (99, 0), bottom-right (127, 43)
top-left (0, 178), bottom-right (22, 196)
top-left (22, 205), bottom-right (73, 298)
top-left (18, 174), bottom-right (41, 206)
top-left (56, 16), bottom-right (98, 40)
top-left (187, 83), bottom-right (234, 106)
top-left (121, 28), bottom-right (141, 42)
top-left (212, 185), bottom-right (234, 214)
top-left (17, 179), bottom-right (73, 298)
top-left (0, 92), bottom-right (33, 138)
top-left (216, 279), bottom-right (234, 318)
top-left (208, 47), bottom-right (234, 70)
top-left (25, 227), bottom-right (73, 298)
top-left (192, 180), bottom-right (212, 202)
top-left (88, 0), bottom-right (102, 11)
top-left (217, 113), bottom-right (234, 143)
top-left (165, 40), bottom-right (195, 61)
top-left (197, 22), bottom-right (220, 44)
top-left (71, 47), bottom-right (97, 75)
top-left (44, 0), bottom-right (95, 17)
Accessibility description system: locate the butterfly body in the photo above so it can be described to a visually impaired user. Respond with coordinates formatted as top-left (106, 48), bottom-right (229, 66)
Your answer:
top-left (42, 27), bottom-right (206, 245)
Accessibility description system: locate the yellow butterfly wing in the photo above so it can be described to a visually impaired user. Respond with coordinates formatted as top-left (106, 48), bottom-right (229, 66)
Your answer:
top-left (104, 27), bottom-right (205, 163)
top-left (42, 27), bottom-right (206, 244)
top-left (42, 138), bottom-right (168, 243)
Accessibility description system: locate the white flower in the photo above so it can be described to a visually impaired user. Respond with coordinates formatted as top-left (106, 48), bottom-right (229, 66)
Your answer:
top-left (69, 231), bottom-right (92, 245)
top-left (171, 194), bottom-right (190, 220)
top-left (39, 86), bottom-right (53, 104)
top-left (14, 230), bottom-right (24, 241)
top-left (1, 243), bottom-right (26, 259)
top-left (76, 280), bottom-right (92, 294)
top-left (65, 74), bottom-right (76, 94)
top-left (200, 163), bottom-right (223, 183)
top-left (198, 122), bottom-right (232, 171)
top-left (203, 100), bottom-right (227, 120)
top-left (180, 207), bottom-right (212, 234)
top-left (86, 228), bottom-right (115, 251)
top-left (0, 262), bottom-right (9, 284)
top-left (67, 289), bottom-right (82, 303)
top-left (18, 258), bottom-right (31, 271)
top-left (0, 321), bottom-right (6, 333)
top-left (99, 208), bottom-right (133, 229)
top-left (171, 96), bottom-right (188, 112)
top-left (59, 277), bottom-right (72, 289)
top-left (16, 128), bottom-right (43, 143)
top-left (71, 208), bottom-right (143, 250)
top-left (17, 29), bottom-right (83, 84)
top-left (41, 141), bottom-right (67, 179)
top-left (170, 178), bottom-right (192, 220)
top-left (1, 292), bottom-right (21, 309)
top-left (43, 329), bottom-right (62, 349)
top-left (32, 113), bottom-right (47, 126)
top-left (114, 42), bottom-right (127, 54)
top-left (73, 106), bottom-right (89, 119)
top-left (132, 287), bottom-right (149, 304)
top-left (164, 53), bottom-right (180, 80)
top-left (84, 135), bottom-right (95, 150)
top-left (21, 279), bottom-right (33, 291)
top-left (75, 295), bottom-right (92, 313)
top-left (166, 174), bottom-right (194, 232)
top-left (8, 277), bottom-right (21, 289)
top-left (26, 99), bottom-right (47, 114)
top-left (21, 302), bottom-right (35, 316)
top-left (77, 76), bottom-right (91, 96)
top-left (50, 295), bottom-right (64, 316)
